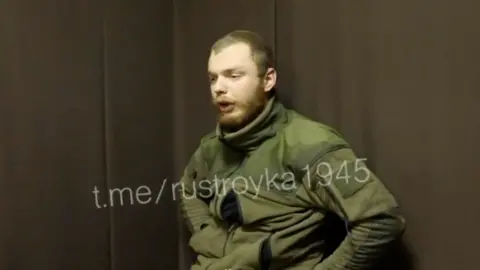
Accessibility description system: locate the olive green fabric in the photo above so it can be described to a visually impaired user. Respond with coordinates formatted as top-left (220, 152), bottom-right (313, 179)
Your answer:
top-left (179, 96), bottom-right (406, 270)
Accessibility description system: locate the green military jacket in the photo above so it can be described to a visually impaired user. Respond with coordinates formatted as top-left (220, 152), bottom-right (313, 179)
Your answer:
top-left (179, 96), bottom-right (405, 270)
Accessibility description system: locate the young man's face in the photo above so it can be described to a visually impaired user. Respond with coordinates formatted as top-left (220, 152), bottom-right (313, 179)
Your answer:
top-left (208, 43), bottom-right (275, 131)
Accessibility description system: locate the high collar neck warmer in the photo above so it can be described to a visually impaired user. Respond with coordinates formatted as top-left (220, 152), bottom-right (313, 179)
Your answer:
top-left (216, 96), bottom-right (288, 152)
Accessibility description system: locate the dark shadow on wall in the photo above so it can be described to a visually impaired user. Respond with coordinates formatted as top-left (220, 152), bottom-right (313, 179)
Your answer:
top-left (321, 213), bottom-right (417, 270)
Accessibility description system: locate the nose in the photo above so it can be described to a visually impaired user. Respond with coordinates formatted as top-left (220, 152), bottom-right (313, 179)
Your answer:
top-left (211, 76), bottom-right (227, 95)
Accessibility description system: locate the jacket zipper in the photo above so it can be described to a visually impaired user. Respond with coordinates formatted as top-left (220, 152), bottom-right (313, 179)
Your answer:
top-left (220, 152), bottom-right (249, 257)
top-left (222, 223), bottom-right (239, 256)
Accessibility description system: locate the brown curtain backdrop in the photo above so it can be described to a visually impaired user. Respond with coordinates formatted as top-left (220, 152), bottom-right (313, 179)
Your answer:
top-left (1, 0), bottom-right (479, 270)
top-left (0, 0), bottom-right (176, 270)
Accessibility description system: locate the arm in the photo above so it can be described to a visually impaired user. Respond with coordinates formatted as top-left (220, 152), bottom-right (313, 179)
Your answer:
top-left (304, 146), bottom-right (406, 270)
top-left (178, 146), bottom-right (215, 234)
top-left (201, 238), bottom-right (264, 270)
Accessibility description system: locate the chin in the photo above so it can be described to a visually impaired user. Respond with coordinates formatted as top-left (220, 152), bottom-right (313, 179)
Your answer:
top-left (219, 115), bottom-right (242, 127)
top-left (218, 103), bottom-right (263, 131)
top-left (218, 111), bottom-right (246, 131)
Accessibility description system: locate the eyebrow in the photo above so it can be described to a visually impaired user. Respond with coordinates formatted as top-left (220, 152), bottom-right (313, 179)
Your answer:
top-left (208, 67), bottom-right (244, 75)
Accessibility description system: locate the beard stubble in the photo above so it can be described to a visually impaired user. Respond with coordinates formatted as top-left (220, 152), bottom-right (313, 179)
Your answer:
top-left (217, 87), bottom-right (268, 132)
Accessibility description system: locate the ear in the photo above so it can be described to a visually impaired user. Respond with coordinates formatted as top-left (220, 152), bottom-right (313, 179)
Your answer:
top-left (263, 67), bottom-right (277, 93)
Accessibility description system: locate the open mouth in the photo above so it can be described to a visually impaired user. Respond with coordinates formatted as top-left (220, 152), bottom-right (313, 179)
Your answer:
top-left (217, 101), bottom-right (234, 112)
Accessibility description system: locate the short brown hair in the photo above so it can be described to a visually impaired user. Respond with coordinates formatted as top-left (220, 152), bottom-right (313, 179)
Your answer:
top-left (211, 30), bottom-right (275, 78)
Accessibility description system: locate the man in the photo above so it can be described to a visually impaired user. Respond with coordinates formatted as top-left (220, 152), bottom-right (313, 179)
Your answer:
top-left (178, 30), bottom-right (406, 270)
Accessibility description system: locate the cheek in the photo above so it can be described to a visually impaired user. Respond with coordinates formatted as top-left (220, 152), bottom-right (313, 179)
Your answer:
top-left (231, 80), bottom-right (260, 103)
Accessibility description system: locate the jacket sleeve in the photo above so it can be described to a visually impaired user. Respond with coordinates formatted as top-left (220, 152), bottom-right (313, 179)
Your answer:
top-left (303, 145), bottom-right (406, 270)
top-left (178, 146), bottom-right (215, 233)
top-left (199, 238), bottom-right (264, 270)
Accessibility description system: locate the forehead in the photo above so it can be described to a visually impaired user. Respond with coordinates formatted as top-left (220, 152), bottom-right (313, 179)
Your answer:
top-left (208, 43), bottom-right (257, 73)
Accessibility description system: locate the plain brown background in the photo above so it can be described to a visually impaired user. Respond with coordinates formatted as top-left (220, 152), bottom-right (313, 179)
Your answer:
top-left (1, 0), bottom-right (479, 269)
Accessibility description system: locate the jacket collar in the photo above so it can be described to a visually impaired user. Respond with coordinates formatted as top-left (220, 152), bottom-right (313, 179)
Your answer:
top-left (216, 96), bottom-right (288, 152)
